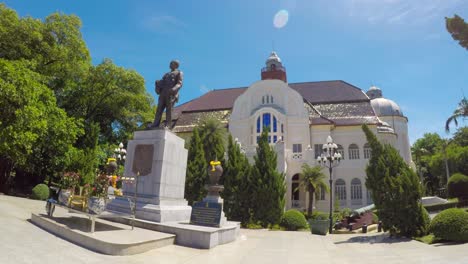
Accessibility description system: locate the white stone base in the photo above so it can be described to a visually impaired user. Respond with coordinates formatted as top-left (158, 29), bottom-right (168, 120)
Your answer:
top-left (107, 128), bottom-right (192, 223)
top-left (107, 197), bottom-right (191, 223)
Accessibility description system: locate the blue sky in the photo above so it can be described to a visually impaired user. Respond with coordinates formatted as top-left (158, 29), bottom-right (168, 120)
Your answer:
top-left (4, 0), bottom-right (468, 144)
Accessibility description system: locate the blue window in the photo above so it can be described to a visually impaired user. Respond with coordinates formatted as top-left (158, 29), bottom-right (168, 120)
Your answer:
top-left (273, 117), bottom-right (277, 132)
top-left (262, 113), bottom-right (271, 132)
top-left (256, 116), bottom-right (260, 133)
top-left (273, 135), bottom-right (277, 143)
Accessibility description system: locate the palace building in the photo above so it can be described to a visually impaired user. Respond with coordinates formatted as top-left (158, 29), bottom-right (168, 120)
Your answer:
top-left (172, 52), bottom-right (412, 212)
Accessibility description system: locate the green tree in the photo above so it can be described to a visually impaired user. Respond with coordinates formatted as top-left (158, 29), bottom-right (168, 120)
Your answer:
top-left (446, 15), bottom-right (468, 50)
top-left (223, 134), bottom-right (252, 223)
top-left (452, 127), bottom-right (468, 147)
top-left (446, 97), bottom-right (468, 132)
top-left (411, 133), bottom-right (444, 195)
top-left (297, 164), bottom-right (329, 219)
top-left (198, 117), bottom-right (226, 165)
top-left (0, 4), bottom-right (91, 102)
top-left (63, 59), bottom-right (154, 146)
top-left (0, 59), bottom-right (81, 192)
top-left (185, 128), bottom-right (207, 205)
top-left (251, 129), bottom-right (286, 226)
top-left (363, 124), bottom-right (428, 237)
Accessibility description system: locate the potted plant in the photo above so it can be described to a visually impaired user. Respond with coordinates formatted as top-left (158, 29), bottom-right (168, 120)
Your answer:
top-left (87, 173), bottom-right (110, 214)
top-left (309, 212), bottom-right (330, 235)
top-left (58, 172), bottom-right (80, 205)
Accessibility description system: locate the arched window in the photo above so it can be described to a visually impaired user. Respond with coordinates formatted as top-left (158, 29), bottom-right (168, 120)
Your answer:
top-left (363, 143), bottom-right (371, 159)
top-left (348, 144), bottom-right (360, 160)
top-left (337, 144), bottom-right (345, 160)
top-left (291, 174), bottom-right (300, 208)
top-left (255, 113), bottom-right (280, 144)
top-left (351, 178), bottom-right (362, 205)
top-left (335, 179), bottom-right (346, 202)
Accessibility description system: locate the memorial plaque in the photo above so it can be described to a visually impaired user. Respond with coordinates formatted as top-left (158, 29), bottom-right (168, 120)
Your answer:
top-left (190, 201), bottom-right (222, 227)
top-left (132, 144), bottom-right (154, 176)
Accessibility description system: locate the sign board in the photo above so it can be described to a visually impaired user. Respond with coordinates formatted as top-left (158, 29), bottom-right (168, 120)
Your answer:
top-left (190, 201), bottom-right (222, 227)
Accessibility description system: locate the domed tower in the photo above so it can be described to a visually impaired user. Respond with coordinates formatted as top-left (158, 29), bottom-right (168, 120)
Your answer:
top-left (261, 51), bottom-right (287, 82)
top-left (366, 86), bottom-right (412, 165)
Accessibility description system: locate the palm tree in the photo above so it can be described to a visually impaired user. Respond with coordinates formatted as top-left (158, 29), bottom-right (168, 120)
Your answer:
top-left (198, 117), bottom-right (227, 164)
top-left (296, 164), bottom-right (329, 219)
top-left (446, 97), bottom-right (468, 132)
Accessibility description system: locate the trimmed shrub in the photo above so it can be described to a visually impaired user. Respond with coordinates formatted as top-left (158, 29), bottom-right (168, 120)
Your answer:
top-left (31, 184), bottom-right (49, 200)
top-left (310, 211), bottom-right (329, 220)
top-left (280, 209), bottom-right (308, 231)
top-left (430, 208), bottom-right (468, 242)
top-left (448, 173), bottom-right (468, 199)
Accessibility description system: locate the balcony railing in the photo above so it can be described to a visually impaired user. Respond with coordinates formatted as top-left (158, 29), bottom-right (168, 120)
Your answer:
top-left (261, 65), bottom-right (286, 72)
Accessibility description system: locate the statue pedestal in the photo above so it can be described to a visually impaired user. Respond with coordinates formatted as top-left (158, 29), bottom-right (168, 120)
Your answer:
top-left (107, 129), bottom-right (191, 222)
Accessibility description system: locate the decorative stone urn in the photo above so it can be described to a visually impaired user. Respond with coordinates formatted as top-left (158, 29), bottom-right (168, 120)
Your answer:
top-left (207, 160), bottom-right (224, 197)
top-left (58, 189), bottom-right (72, 206)
top-left (88, 197), bottom-right (106, 215)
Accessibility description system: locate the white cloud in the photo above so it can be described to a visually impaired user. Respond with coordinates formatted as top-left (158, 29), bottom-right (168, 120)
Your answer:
top-left (143, 15), bottom-right (187, 33)
top-left (345, 0), bottom-right (465, 26)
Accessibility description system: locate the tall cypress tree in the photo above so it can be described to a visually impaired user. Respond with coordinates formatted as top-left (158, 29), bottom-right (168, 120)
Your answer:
top-left (362, 124), bottom-right (429, 237)
top-left (185, 128), bottom-right (207, 205)
top-left (251, 129), bottom-right (286, 226)
top-left (223, 134), bottom-right (252, 223)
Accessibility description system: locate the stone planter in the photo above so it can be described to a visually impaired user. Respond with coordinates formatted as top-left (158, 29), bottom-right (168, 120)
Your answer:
top-left (58, 189), bottom-right (72, 206)
top-left (309, 219), bottom-right (330, 235)
top-left (87, 197), bottom-right (106, 215)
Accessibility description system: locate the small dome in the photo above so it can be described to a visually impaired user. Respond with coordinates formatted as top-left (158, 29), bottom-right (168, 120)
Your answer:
top-left (371, 98), bottom-right (403, 117)
top-left (366, 85), bottom-right (382, 99)
top-left (266, 51), bottom-right (283, 69)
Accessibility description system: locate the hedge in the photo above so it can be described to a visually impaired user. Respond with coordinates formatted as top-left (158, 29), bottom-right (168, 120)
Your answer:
top-left (430, 208), bottom-right (468, 242)
top-left (31, 184), bottom-right (49, 200)
top-left (448, 173), bottom-right (468, 199)
top-left (280, 210), bottom-right (308, 231)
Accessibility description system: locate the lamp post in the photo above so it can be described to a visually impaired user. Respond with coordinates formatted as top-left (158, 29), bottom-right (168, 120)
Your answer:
top-left (316, 135), bottom-right (341, 234)
top-left (114, 142), bottom-right (127, 166)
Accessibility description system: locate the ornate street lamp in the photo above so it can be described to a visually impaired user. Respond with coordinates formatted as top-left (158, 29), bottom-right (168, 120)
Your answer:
top-left (316, 135), bottom-right (341, 234)
top-left (114, 142), bottom-right (127, 166)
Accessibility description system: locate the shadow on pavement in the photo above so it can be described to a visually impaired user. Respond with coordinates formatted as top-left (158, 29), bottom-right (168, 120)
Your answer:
top-left (37, 214), bottom-right (124, 232)
top-left (334, 233), bottom-right (411, 245)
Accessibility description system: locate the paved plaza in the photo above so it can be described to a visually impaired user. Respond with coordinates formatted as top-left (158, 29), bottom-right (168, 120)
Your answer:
top-left (1, 194), bottom-right (467, 264)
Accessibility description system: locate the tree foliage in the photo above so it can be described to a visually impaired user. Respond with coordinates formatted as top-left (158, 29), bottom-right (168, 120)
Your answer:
top-left (222, 134), bottom-right (252, 223)
top-left (198, 117), bottom-right (226, 165)
top-left (363, 124), bottom-right (429, 237)
top-left (298, 164), bottom-right (329, 219)
top-left (446, 14), bottom-right (468, 50)
top-left (185, 128), bottom-right (207, 205)
top-left (250, 129), bottom-right (286, 226)
top-left (0, 4), bottom-right (153, 193)
top-left (445, 97), bottom-right (468, 132)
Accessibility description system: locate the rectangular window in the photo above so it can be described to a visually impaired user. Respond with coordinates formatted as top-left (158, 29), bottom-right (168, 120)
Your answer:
top-left (335, 186), bottom-right (346, 201)
top-left (293, 144), bottom-right (302, 153)
top-left (314, 144), bottom-right (323, 158)
top-left (349, 148), bottom-right (359, 160)
top-left (273, 135), bottom-right (277, 143)
top-left (319, 186), bottom-right (325, 200)
top-left (351, 185), bottom-right (362, 200)
top-left (364, 148), bottom-right (371, 159)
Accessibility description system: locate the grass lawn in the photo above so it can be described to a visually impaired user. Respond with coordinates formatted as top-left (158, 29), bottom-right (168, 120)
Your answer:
top-left (414, 234), bottom-right (441, 245)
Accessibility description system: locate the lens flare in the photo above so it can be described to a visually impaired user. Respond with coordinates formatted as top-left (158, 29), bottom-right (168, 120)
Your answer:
top-left (273, 9), bottom-right (289, 29)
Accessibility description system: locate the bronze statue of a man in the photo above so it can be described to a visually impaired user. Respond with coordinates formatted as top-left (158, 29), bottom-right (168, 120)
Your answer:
top-left (151, 60), bottom-right (183, 129)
